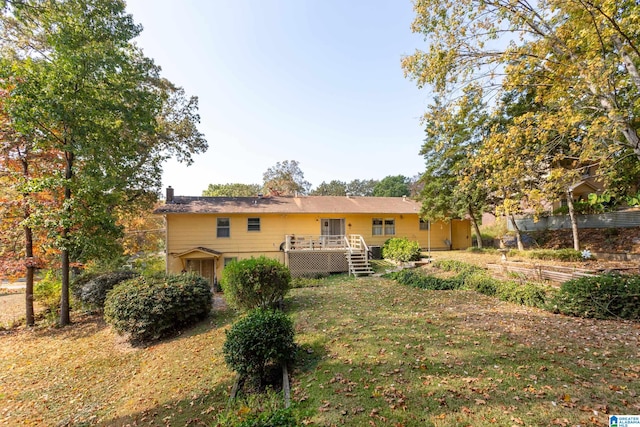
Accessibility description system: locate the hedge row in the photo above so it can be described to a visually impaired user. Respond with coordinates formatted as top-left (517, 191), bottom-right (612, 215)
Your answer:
top-left (387, 262), bottom-right (639, 320)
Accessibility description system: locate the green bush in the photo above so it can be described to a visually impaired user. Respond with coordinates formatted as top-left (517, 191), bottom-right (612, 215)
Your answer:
top-left (217, 404), bottom-right (298, 427)
top-left (236, 407), bottom-right (297, 427)
top-left (385, 269), bottom-right (461, 290)
top-left (131, 253), bottom-right (166, 276)
top-left (526, 249), bottom-right (583, 262)
top-left (104, 273), bottom-right (211, 342)
top-left (551, 274), bottom-right (640, 319)
top-left (34, 270), bottom-right (62, 314)
top-left (433, 260), bottom-right (484, 279)
top-left (382, 238), bottom-right (422, 262)
top-left (221, 257), bottom-right (291, 311)
top-left (495, 281), bottom-right (550, 308)
top-left (463, 271), bottom-right (498, 296)
top-left (223, 308), bottom-right (297, 387)
top-left (74, 270), bottom-right (138, 310)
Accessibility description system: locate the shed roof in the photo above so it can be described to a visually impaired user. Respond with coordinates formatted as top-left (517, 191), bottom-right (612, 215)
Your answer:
top-left (154, 195), bottom-right (422, 215)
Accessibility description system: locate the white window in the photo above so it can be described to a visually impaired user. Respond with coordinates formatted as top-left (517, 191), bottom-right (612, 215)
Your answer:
top-left (247, 217), bottom-right (260, 232)
top-left (420, 219), bottom-right (429, 230)
top-left (372, 218), bottom-right (383, 235)
top-left (217, 218), bottom-right (230, 238)
top-left (384, 218), bottom-right (395, 235)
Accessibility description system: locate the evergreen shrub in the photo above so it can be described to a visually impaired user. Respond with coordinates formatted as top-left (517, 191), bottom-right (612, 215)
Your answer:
top-left (104, 273), bottom-right (211, 342)
top-left (223, 308), bottom-right (297, 387)
top-left (551, 274), bottom-right (640, 319)
top-left (74, 270), bottom-right (138, 310)
top-left (221, 256), bottom-right (291, 311)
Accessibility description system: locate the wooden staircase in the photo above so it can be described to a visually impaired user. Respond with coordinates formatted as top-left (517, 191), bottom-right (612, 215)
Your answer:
top-left (345, 235), bottom-right (373, 276)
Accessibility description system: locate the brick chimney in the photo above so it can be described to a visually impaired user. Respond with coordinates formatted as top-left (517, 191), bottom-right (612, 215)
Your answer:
top-left (166, 186), bottom-right (174, 203)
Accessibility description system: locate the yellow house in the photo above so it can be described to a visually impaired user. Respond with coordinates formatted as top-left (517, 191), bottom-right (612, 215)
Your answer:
top-left (155, 188), bottom-right (471, 282)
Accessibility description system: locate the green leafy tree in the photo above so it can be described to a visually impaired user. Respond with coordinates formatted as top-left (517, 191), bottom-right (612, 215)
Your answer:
top-left (346, 179), bottom-right (378, 196)
top-left (0, 0), bottom-right (207, 325)
top-left (418, 85), bottom-right (490, 247)
top-left (262, 160), bottom-right (311, 196)
top-left (202, 183), bottom-right (261, 197)
top-left (373, 175), bottom-right (410, 197)
top-left (311, 180), bottom-right (347, 196)
top-left (403, 0), bottom-right (640, 217)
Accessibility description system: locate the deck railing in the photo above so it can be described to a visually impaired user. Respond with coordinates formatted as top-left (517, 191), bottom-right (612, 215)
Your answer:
top-left (346, 234), bottom-right (368, 254)
top-left (285, 235), bottom-right (348, 251)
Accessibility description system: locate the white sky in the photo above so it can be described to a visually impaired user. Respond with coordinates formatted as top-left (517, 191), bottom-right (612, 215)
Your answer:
top-left (125, 0), bottom-right (432, 196)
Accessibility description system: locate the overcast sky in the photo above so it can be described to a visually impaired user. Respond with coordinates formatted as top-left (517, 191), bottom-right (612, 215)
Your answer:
top-left (125, 0), bottom-right (432, 196)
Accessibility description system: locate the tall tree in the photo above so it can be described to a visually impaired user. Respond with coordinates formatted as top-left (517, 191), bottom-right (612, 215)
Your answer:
top-left (418, 86), bottom-right (490, 247)
top-left (0, 0), bottom-right (207, 325)
top-left (373, 175), bottom-right (410, 197)
top-left (346, 179), bottom-right (378, 196)
top-left (202, 183), bottom-right (261, 197)
top-left (262, 160), bottom-right (311, 196)
top-left (0, 89), bottom-right (59, 325)
top-left (311, 180), bottom-right (347, 196)
top-left (403, 0), bottom-right (640, 178)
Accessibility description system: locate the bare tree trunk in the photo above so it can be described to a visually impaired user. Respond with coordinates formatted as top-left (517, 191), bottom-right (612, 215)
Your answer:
top-left (21, 157), bottom-right (35, 326)
top-left (59, 152), bottom-right (73, 326)
top-left (24, 223), bottom-right (35, 326)
top-left (509, 214), bottom-right (524, 251)
top-left (468, 207), bottom-right (483, 249)
top-left (566, 190), bottom-right (580, 251)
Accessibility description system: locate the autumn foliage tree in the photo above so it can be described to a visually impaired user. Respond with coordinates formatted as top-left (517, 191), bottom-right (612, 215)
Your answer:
top-left (404, 0), bottom-right (640, 250)
top-left (0, 0), bottom-right (207, 326)
top-left (262, 160), bottom-right (311, 196)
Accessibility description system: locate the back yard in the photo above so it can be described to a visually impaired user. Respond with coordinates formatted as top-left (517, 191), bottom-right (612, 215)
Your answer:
top-left (1, 272), bottom-right (638, 426)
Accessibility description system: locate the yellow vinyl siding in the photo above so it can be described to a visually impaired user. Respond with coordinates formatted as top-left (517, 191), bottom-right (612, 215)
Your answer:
top-left (451, 219), bottom-right (471, 249)
top-left (164, 212), bottom-right (470, 277)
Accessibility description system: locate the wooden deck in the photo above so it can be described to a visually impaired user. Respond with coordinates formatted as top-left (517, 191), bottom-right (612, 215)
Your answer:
top-left (284, 234), bottom-right (373, 277)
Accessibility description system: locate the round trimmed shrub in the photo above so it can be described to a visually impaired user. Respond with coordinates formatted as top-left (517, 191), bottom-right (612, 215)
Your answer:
top-left (73, 270), bottom-right (138, 310)
top-left (551, 274), bottom-right (640, 319)
top-left (223, 308), bottom-right (297, 386)
top-left (220, 256), bottom-right (291, 311)
top-left (382, 237), bottom-right (421, 262)
top-left (104, 273), bottom-right (212, 342)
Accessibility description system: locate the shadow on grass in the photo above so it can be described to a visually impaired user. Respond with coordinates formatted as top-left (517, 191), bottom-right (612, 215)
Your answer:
top-left (95, 379), bottom-right (236, 426)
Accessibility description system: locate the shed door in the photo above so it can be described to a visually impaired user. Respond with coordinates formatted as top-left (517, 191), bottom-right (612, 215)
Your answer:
top-left (321, 218), bottom-right (345, 236)
top-left (451, 219), bottom-right (471, 250)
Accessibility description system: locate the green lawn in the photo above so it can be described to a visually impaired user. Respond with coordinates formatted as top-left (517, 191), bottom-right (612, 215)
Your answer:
top-left (1, 275), bottom-right (638, 426)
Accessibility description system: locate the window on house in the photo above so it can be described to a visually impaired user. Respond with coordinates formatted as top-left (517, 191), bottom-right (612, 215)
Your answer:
top-left (384, 218), bottom-right (395, 235)
top-left (419, 219), bottom-right (429, 230)
top-left (247, 217), bottom-right (260, 232)
top-left (224, 257), bottom-right (237, 267)
top-left (372, 218), bottom-right (383, 235)
top-left (217, 218), bottom-right (230, 238)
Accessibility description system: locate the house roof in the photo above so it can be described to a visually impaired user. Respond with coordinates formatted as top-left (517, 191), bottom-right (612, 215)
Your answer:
top-left (154, 195), bottom-right (422, 215)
